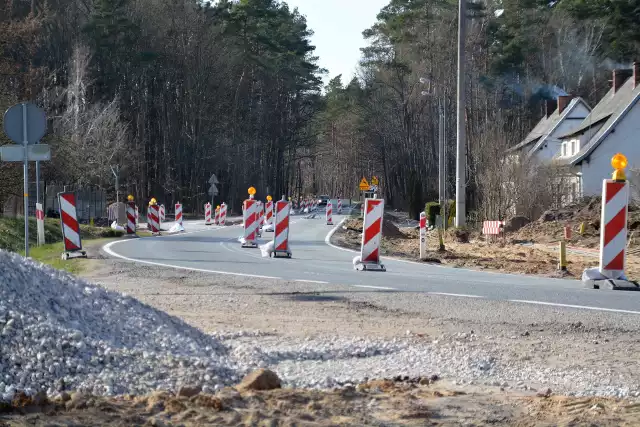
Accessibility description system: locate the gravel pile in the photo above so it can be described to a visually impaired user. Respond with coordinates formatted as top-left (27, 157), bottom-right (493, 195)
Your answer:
top-left (0, 251), bottom-right (241, 402)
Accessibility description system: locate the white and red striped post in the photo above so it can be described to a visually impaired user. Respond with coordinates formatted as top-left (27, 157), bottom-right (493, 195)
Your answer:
top-left (242, 197), bottom-right (258, 248)
top-left (58, 192), bottom-right (85, 258)
top-left (259, 201), bottom-right (265, 227)
top-left (355, 198), bottom-right (386, 271)
top-left (204, 203), bottom-right (212, 225)
top-left (419, 212), bottom-right (427, 260)
top-left (337, 198), bottom-right (342, 214)
top-left (273, 199), bottom-right (292, 257)
top-left (214, 205), bottom-right (220, 225)
top-left (599, 180), bottom-right (629, 279)
top-left (159, 204), bottom-right (165, 223)
top-left (36, 203), bottom-right (45, 246)
top-left (135, 206), bottom-right (139, 226)
top-left (175, 202), bottom-right (183, 226)
top-left (148, 204), bottom-right (160, 234)
top-left (265, 198), bottom-right (273, 225)
top-left (326, 200), bottom-right (333, 225)
top-left (126, 201), bottom-right (136, 235)
top-left (219, 203), bottom-right (227, 225)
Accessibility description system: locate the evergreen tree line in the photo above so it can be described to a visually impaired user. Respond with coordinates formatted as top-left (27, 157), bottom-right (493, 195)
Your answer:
top-left (1, 0), bottom-right (321, 213)
top-left (2, 0), bottom-right (640, 219)
top-left (310, 0), bottom-right (640, 222)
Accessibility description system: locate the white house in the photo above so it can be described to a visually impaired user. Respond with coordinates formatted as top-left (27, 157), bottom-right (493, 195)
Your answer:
top-left (506, 95), bottom-right (590, 163)
top-left (556, 64), bottom-right (640, 200)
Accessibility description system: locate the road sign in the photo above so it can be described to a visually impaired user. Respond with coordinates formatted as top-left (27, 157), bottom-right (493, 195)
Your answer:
top-left (371, 176), bottom-right (379, 186)
top-left (0, 144), bottom-right (51, 162)
top-left (370, 184), bottom-right (378, 192)
top-left (208, 174), bottom-right (219, 185)
top-left (3, 103), bottom-right (46, 145)
top-left (208, 183), bottom-right (219, 196)
top-left (2, 102), bottom-right (49, 258)
top-left (359, 177), bottom-right (370, 191)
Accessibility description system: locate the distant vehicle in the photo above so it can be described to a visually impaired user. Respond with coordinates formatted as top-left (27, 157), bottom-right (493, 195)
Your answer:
top-left (317, 195), bottom-right (330, 207)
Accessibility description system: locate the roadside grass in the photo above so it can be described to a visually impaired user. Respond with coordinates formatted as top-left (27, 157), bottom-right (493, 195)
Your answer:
top-left (1, 216), bottom-right (125, 274)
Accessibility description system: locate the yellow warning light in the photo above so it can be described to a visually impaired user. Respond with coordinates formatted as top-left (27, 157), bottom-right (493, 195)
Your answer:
top-left (267, 195), bottom-right (272, 201)
top-left (248, 187), bottom-right (256, 196)
top-left (216, 205), bottom-right (220, 209)
top-left (127, 194), bottom-right (134, 201)
top-left (612, 153), bottom-right (628, 181)
top-left (149, 197), bottom-right (157, 205)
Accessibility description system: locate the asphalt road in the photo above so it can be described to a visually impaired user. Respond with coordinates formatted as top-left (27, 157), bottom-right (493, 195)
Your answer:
top-left (103, 214), bottom-right (640, 315)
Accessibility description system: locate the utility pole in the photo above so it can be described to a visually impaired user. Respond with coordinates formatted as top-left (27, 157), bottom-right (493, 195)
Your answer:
top-left (439, 97), bottom-right (447, 230)
top-left (455, 0), bottom-right (467, 227)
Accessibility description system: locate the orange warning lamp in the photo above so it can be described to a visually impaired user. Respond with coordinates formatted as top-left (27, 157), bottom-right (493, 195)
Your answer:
top-left (127, 194), bottom-right (134, 201)
top-left (267, 195), bottom-right (272, 201)
top-left (149, 197), bottom-right (157, 206)
top-left (216, 205), bottom-right (220, 209)
top-left (612, 153), bottom-right (628, 181)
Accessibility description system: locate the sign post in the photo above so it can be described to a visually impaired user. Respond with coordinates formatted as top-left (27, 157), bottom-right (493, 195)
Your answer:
top-left (359, 177), bottom-right (370, 217)
top-left (3, 102), bottom-right (48, 257)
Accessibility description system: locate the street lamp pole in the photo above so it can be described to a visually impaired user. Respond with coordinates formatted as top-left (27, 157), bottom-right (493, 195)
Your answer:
top-left (455, 0), bottom-right (467, 227)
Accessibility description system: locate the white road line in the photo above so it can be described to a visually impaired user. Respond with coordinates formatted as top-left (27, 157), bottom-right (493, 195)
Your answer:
top-left (295, 279), bottom-right (329, 284)
top-left (352, 285), bottom-right (396, 290)
top-left (103, 240), bottom-right (281, 280)
top-left (508, 299), bottom-right (640, 315)
top-left (428, 292), bottom-right (484, 299)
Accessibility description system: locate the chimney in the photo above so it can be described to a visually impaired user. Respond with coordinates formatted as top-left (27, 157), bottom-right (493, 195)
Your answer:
top-left (557, 95), bottom-right (573, 115)
top-left (613, 68), bottom-right (632, 93)
top-left (545, 99), bottom-right (557, 117)
top-left (634, 62), bottom-right (640, 88)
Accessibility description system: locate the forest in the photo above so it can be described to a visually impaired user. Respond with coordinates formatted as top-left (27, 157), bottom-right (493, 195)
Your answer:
top-left (2, 0), bottom-right (640, 220)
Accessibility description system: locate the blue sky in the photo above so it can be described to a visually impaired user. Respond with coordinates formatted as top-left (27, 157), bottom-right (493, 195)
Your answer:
top-left (283, 0), bottom-right (390, 87)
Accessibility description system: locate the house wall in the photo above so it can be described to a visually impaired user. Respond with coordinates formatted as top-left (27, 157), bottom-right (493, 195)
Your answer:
top-left (579, 100), bottom-right (640, 197)
top-left (529, 102), bottom-right (591, 162)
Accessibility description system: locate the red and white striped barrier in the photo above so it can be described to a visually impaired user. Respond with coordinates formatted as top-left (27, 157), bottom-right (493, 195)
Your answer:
top-left (337, 199), bottom-right (342, 214)
top-left (599, 180), bottom-right (629, 278)
top-left (259, 201), bottom-right (265, 227)
top-left (419, 212), bottom-right (426, 259)
top-left (326, 200), bottom-right (333, 225)
top-left (36, 203), bottom-right (45, 246)
top-left (175, 202), bottom-right (183, 225)
top-left (273, 200), bottom-right (292, 257)
top-left (482, 221), bottom-right (504, 236)
top-left (355, 198), bottom-right (385, 271)
top-left (242, 199), bottom-right (258, 247)
top-left (219, 203), bottom-right (227, 225)
top-left (58, 192), bottom-right (86, 258)
top-left (135, 206), bottom-right (139, 225)
top-left (205, 203), bottom-right (212, 225)
top-left (126, 201), bottom-right (136, 235)
top-left (148, 205), bottom-right (160, 234)
top-left (215, 205), bottom-right (221, 225)
top-left (265, 200), bottom-right (273, 224)
top-left (159, 204), bottom-right (165, 223)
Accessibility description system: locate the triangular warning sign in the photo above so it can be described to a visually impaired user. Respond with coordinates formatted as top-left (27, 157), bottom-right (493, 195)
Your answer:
top-left (359, 177), bottom-right (370, 191)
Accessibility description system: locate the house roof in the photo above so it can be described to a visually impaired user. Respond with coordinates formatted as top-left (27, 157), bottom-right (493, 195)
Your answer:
top-left (561, 77), bottom-right (640, 165)
top-left (506, 97), bottom-right (588, 155)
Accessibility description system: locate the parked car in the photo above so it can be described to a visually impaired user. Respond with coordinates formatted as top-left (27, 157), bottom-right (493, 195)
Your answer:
top-left (317, 195), bottom-right (330, 207)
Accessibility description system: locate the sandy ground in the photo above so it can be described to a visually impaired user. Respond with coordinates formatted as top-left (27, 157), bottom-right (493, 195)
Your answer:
top-left (3, 380), bottom-right (640, 426)
top-left (4, 239), bottom-right (640, 425)
top-left (335, 218), bottom-right (640, 279)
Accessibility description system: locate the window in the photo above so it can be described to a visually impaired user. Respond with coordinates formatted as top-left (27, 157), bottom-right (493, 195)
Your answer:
top-left (561, 142), bottom-right (567, 157)
top-left (570, 140), bottom-right (576, 155)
